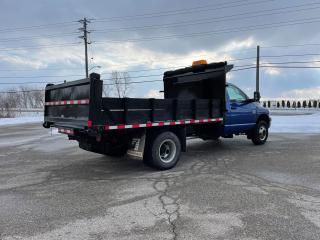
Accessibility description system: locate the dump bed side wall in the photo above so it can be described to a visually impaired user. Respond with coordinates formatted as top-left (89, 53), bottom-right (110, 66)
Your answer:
top-left (101, 97), bottom-right (221, 126)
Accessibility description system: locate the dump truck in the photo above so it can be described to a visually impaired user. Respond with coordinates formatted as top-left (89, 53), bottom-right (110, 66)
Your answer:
top-left (43, 61), bottom-right (271, 170)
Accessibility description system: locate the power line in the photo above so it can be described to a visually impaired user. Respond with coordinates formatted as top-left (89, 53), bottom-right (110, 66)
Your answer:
top-left (261, 53), bottom-right (320, 58)
top-left (0, 32), bottom-right (78, 43)
top-left (93, 0), bottom-right (275, 22)
top-left (261, 60), bottom-right (320, 65)
top-left (0, 89), bottom-right (43, 94)
top-left (0, 81), bottom-right (62, 85)
top-left (92, 17), bottom-right (320, 44)
top-left (3, 58), bottom-right (320, 80)
top-left (1, 64), bottom-right (320, 92)
top-left (1, 44), bottom-right (320, 72)
top-left (0, 16), bottom-right (318, 52)
top-left (0, 74), bottom-right (84, 79)
top-left (262, 43), bottom-right (320, 48)
top-left (0, 42), bottom-right (81, 52)
top-left (0, 2), bottom-right (317, 44)
top-left (103, 79), bottom-right (162, 86)
top-left (0, 60), bottom-right (257, 80)
top-left (93, 2), bottom-right (320, 34)
top-left (260, 65), bottom-right (320, 69)
top-left (0, 67), bottom-right (85, 72)
top-left (0, 65), bottom-right (254, 85)
top-left (0, 0), bottom-right (268, 35)
top-left (0, 56), bottom-right (256, 74)
top-left (0, 21), bottom-right (78, 33)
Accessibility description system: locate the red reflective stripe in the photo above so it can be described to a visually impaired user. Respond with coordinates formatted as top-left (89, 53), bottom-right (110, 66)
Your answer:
top-left (103, 118), bottom-right (223, 131)
top-left (87, 120), bottom-right (92, 128)
top-left (45, 99), bottom-right (89, 106)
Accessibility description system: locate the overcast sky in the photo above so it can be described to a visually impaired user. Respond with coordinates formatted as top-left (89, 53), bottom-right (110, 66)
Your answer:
top-left (1, 0), bottom-right (320, 99)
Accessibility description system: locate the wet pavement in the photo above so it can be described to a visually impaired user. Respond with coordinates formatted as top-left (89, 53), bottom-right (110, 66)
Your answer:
top-left (0, 123), bottom-right (320, 239)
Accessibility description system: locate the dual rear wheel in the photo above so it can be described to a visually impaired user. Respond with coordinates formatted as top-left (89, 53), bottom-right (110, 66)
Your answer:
top-left (99, 121), bottom-right (268, 170)
top-left (144, 131), bottom-right (181, 170)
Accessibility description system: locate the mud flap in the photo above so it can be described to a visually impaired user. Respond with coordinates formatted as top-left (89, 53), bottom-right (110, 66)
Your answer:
top-left (127, 130), bottom-right (146, 160)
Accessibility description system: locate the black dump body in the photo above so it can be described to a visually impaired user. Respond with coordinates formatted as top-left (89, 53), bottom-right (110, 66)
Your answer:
top-left (164, 61), bottom-right (232, 111)
top-left (43, 62), bottom-right (232, 131)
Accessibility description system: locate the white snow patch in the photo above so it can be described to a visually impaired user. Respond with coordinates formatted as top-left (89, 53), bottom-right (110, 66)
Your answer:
top-left (270, 112), bottom-right (320, 133)
top-left (0, 116), bottom-right (43, 126)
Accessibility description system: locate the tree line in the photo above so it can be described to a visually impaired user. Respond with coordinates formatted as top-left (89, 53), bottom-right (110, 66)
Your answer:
top-left (262, 100), bottom-right (320, 109)
top-left (0, 71), bottom-right (132, 118)
top-left (0, 86), bottom-right (44, 117)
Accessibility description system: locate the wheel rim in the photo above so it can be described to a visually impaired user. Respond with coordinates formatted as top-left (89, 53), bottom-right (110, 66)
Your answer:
top-left (259, 125), bottom-right (267, 141)
top-left (159, 139), bottom-right (176, 163)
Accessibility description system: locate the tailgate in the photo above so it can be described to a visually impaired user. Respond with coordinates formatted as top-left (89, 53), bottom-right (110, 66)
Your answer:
top-left (43, 73), bottom-right (102, 130)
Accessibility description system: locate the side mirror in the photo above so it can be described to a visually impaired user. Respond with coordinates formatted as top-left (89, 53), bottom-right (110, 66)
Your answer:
top-left (254, 91), bottom-right (261, 102)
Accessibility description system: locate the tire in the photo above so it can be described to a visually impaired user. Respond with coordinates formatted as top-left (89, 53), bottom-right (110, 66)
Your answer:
top-left (144, 131), bottom-right (181, 170)
top-left (251, 120), bottom-right (268, 145)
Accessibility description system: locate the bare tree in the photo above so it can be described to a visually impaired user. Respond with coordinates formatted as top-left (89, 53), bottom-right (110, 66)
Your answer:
top-left (0, 86), bottom-right (44, 118)
top-left (102, 83), bottom-right (112, 97)
top-left (32, 90), bottom-right (45, 108)
top-left (0, 89), bottom-right (19, 117)
top-left (110, 71), bottom-right (132, 98)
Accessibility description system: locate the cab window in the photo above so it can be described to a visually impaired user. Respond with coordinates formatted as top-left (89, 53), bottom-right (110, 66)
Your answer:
top-left (227, 85), bottom-right (248, 102)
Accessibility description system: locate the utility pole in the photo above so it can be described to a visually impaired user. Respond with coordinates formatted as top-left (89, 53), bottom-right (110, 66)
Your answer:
top-left (254, 45), bottom-right (261, 101)
top-left (79, 18), bottom-right (91, 78)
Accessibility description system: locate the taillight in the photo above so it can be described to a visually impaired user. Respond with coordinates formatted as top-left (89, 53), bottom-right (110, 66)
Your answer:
top-left (87, 120), bottom-right (92, 128)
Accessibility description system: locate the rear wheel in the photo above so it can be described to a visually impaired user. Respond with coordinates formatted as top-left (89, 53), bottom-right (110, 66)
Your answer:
top-left (251, 121), bottom-right (268, 145)
top-left (144, 131), bottom-right (181, 170)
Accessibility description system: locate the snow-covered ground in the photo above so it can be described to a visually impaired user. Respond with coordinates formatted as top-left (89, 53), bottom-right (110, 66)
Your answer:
top-left (0, 116), bottom-right (43, 126)
top-left (0, 112), bottom-right (319, 133)
top-left (270, 112), bottom-right (320, 133)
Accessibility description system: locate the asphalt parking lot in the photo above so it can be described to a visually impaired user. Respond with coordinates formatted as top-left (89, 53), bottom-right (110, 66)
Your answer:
top-left (0, 123), bottom-right (320, 240)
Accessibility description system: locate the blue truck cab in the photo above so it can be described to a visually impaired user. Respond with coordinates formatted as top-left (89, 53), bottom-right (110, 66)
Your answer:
top-left (224, 83), bottom-right (271, 144)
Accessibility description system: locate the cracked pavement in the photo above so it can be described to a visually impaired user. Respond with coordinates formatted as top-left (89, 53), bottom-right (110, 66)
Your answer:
top-left (0, 123), bottom-right (320, 239)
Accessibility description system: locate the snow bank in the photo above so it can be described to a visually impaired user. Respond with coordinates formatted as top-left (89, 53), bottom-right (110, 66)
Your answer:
top-left (270, 112), bottom-right (320, 133)
top-left (0, 116), bottom-right (43, 126)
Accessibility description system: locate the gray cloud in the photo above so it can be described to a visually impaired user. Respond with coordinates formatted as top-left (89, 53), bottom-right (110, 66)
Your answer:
top-left (0, 0), bottom-right (320, 98)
